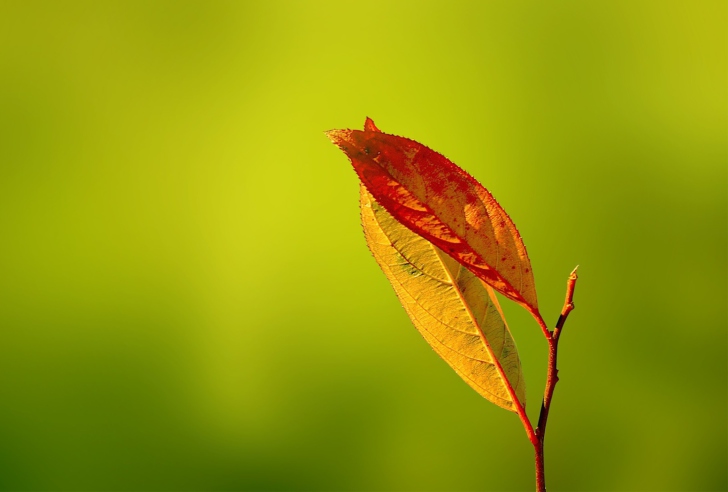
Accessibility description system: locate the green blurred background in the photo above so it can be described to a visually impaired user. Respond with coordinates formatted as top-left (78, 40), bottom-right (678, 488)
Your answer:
top-left (0, 1), bottom-right (725, 490)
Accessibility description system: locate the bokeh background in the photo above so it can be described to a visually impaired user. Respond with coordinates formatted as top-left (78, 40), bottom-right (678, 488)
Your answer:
top-left (0, 1), bottom-right (725, 490)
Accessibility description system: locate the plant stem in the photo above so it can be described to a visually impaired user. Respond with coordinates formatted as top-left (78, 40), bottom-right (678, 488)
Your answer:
top-left (534, 438), bottom-right (546, 492)
top-left (531, 267), bottom-right (579, 492)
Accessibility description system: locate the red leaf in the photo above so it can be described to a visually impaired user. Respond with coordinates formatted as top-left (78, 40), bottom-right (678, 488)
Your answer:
top-left (327, 119), bottom-right (539, 316)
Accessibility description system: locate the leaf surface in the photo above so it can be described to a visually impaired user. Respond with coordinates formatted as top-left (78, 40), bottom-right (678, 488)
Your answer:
top-left (360, 185), bottom-right (526, 412)
top-left (327, 119), bottom-right (539, 315)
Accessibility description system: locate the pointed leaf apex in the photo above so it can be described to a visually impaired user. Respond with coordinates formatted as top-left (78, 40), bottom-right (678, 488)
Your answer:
top-left (325, 128), bottom-right (351, 147)
top-left (364, 117), bottom-right (381, 132)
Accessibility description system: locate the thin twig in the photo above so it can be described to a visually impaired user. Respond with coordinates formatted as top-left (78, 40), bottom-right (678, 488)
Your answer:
top-left (554, 266), bottom-right (579, 338)
top-left (533, 266), bottom-right (579, 492)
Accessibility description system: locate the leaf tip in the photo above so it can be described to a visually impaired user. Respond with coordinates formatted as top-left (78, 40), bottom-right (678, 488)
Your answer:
top-left (364, 117), bottom-right (381, 133)
top-left (325, 128), bottom-right (351, 148)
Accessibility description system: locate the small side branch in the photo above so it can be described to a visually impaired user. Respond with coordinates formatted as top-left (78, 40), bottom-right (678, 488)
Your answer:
top-left (533, 266), bottom-right (579, 492)
top-left (554, 266), bottom-right (578, 338)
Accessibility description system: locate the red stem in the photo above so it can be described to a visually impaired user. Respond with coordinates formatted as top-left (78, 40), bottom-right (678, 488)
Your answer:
top-left (530, 267), bottom-right (578, 492)
top-left (534, 438), bottom-right (545, 492)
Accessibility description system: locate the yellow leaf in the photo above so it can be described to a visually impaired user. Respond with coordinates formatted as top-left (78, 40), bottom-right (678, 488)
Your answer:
top-left (361, 186), bottom-right (526, 412)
